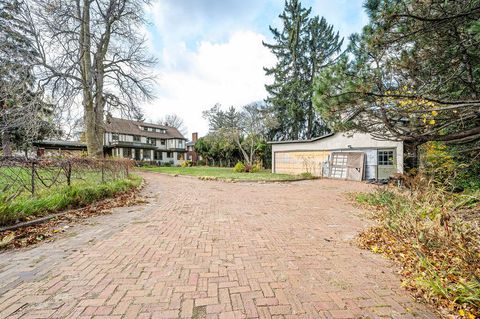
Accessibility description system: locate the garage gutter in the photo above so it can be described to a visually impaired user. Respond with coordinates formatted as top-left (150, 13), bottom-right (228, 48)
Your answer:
top-left (267, 133), bottom-right (335, 144)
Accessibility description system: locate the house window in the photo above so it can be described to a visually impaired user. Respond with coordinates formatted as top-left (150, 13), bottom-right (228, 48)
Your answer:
top-left (112, 133), bottom-right (119, 141)
top-left (147, 138), bottom-right (156, 144)
top-left (167, 152), bottom-right (172, 158)
top-left (378, 150), bottom-right (394, 166)
top-left (154, 151), bottom-right (162, 160)
top-left (133, 135), bottom-right (140, 142)
top-left (143, 126), bottom-right (148, 131)
top-left (161, 140), bottom-right (166, 146)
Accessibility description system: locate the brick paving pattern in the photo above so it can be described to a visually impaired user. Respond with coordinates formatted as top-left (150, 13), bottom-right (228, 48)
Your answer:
top-left (0, 172), bottom-right (437, 318)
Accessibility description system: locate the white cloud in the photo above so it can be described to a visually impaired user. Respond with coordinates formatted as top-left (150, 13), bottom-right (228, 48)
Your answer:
top-left (140, 0), bottom-right (368, 140)
top-left (141, 31), bottom-right (275, 138)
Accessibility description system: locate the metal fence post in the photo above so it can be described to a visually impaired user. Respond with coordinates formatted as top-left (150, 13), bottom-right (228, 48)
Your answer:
top-left (31, 161), bottom-right (35, 195)
top-left (67, 161), bottom-right (72, 186)
top-left (101, 160), bottom-right (105, 183)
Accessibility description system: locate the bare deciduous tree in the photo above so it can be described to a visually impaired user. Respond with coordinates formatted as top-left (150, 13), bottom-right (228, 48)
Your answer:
top-left (159, 113), bottom-right (188, 137)
top-left (27, 0), bottom-right (156, 157)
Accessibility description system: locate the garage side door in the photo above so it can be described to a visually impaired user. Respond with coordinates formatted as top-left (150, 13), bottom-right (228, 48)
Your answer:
top-left (329, 152), bottom-right (365, 181)
top-left (274, 151), bottom-right (329, 176)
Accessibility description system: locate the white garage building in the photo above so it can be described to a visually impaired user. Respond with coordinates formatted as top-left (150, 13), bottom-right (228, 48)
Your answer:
top-left (270, 132), bottom-right (404, 181)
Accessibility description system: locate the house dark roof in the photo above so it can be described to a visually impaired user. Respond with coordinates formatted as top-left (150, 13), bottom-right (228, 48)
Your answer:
top-left (33, 140), bottom-right (87, 149)
top-left (104, 117), bottom-right (186, 140)
top-left (267, 133), bottom-right (335, 145)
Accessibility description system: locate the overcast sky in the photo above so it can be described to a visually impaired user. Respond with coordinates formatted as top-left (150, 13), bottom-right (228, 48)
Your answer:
top-left (141, 0), bottom-right (369, 139)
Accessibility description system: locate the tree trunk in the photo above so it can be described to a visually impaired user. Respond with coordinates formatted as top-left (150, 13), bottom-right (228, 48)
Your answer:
top-left (84, 103), bottom-right (103, 158)
top-left (2, 131), bottom-right (12, 157)
top-left (234, 134), bottom-right (251, 165)
top-left (306, 100), bottom-right (313, 139)
top-left (79, 0), bottom-right (104, 158)
top-left (403, 141), bottom-right (419, 173)
top-left (307, 58), bottom-right (316, 139)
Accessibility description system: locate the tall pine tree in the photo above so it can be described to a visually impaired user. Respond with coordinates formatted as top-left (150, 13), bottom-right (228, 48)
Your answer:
top-left (305, 16), bottom-right (342, 138)
top-left (263, 0), bottom-right (311, 140)
top-left (263, 0), bottom-right (342, 140)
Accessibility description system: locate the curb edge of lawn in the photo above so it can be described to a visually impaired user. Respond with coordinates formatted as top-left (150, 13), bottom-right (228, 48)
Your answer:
top-left (137, 170), bottom-right (317, 184)
top-left (0, 176), bottom-right (146, 233)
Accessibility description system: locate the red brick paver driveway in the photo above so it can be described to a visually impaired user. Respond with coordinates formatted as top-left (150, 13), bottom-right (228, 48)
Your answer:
top-left (0, 172), bottom-right (437, 319)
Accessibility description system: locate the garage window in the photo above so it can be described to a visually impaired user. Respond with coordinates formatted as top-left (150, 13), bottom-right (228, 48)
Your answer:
top-left (333, 154), bottom-right (348, 166)
top-left (378, 150), bottom-right (394, 166)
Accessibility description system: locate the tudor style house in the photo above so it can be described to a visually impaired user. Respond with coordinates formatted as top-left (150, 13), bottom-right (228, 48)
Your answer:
top-left (34, 117), bottom-right (187, 164)
top-left (103, 117), bottom-right (187, 164)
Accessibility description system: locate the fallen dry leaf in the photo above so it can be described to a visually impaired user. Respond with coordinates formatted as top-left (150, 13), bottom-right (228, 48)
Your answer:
top-left (0, 187), bottom-right (146, 251)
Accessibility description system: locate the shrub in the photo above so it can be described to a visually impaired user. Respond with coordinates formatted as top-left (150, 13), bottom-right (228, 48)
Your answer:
top-left (355, 189), bottom-right (396, 207)
top-left (251, 162), bottom-right (262, 173)
top-left (420, 142), bottom-right (480, 191)
top-left (181, 160), bottom-right (193, 168)
top-left (233, 162), bottom-right (246, 173)
top-left (422, 142), bottom-right (456, 183)
top-left (356, 184), bottom-right (480, 315)
top-left (197, 160), bottom-right (206, 166)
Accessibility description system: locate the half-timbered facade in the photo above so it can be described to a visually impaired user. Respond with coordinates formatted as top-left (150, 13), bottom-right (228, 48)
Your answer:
top-left (103, 117), bottom-right (187, 164)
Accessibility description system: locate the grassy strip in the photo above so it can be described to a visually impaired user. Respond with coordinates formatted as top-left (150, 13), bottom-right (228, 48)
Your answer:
top-left (138, 166), bottom-right (314, 181)
top-left (0, 175), bottom-right (142, 226)
top-left (355, 186), bottom-right (480, 318)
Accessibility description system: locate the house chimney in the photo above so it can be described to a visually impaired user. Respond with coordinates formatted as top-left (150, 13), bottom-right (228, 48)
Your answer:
top-left (192, 132), bottom-right (198, 142)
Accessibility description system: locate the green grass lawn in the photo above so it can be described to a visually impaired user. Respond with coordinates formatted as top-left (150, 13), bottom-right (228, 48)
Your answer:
top-left (0, 173), bottom-right (142, 227)
top-left (139, 166), bottom-right (311, 181)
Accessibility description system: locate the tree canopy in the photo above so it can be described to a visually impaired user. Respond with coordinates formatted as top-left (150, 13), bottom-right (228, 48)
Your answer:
top-left (314, 0), bottom-right (480, 154)
top-left (200, 102), bottom-right (271, 166)
top-left (160, 114), bottom-right (188, 137)
top-left (28, 0), bottom-right (156, 157)
top-left (264, 0), bottom-right (342, 140)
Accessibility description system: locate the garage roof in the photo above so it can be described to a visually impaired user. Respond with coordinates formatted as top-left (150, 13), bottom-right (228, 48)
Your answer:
top-left (267, 133), bottom-right (335, 145)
